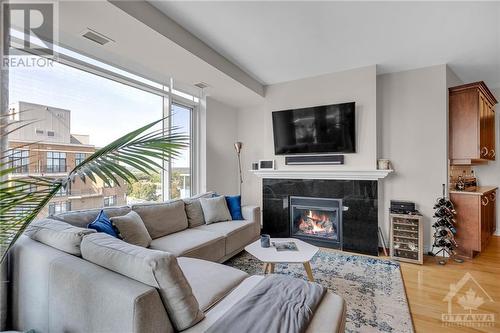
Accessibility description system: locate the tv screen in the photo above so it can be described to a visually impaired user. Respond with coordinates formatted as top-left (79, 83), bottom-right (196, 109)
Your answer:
top-left (272, 102), bottom-right (355, 155)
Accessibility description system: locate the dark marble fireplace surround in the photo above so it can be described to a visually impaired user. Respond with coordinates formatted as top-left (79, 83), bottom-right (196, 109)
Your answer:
top-left (262, 179), bottom-right (379, 256)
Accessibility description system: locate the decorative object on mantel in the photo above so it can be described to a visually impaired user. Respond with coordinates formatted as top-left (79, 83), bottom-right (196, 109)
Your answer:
top-left (377, 159), bottom-right (392, 170)
top-left (258, 160), bottom-right (275, 170)
top-left (234, 142), bottom-right (243, 195)
top-left (429, 184), bottom-right (464, 265)
top-left (226, 249), bottom-right (414, 333)
top-left (390, 212), bottom-right (423, 264)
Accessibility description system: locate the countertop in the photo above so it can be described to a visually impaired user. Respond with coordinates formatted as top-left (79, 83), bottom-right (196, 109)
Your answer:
top-left (449, 186), bottom-right (498, 196)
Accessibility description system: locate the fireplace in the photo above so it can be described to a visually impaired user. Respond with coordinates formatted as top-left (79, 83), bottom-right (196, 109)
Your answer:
top-left (290, 196), bottom-right (342, 249)
top-left (263, 179), bottom-right (378, 256)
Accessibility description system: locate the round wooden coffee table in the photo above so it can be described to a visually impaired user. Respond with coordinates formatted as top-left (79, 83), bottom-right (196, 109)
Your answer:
top-left (244, 238), bottom-right (319, 282)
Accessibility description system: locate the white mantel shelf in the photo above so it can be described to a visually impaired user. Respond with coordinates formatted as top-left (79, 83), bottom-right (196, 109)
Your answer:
top-left (249, 169), bottom-right (393, 180)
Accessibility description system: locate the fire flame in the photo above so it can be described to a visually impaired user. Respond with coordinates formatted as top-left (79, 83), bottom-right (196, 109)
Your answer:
top-left (298, 210), bottom-right (335, 235)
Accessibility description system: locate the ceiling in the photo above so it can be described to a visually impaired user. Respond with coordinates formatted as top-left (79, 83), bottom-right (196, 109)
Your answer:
top-left (54, 1), bottom-right (264, 108)
top-left (151, 1), bottom-right (500, 88)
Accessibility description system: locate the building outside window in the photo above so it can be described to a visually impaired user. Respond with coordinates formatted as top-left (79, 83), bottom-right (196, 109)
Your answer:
top-left (47, 152), bottom-right (67, 173)
top-left (9, 149), bottom-right (29, 173)
top-left (8, 45), bottom-right (198, 216)
top-left (75, 153), bottom-right (86, 165)
top-left (48, 201), bottom-right (71, 215)
top-left (104, 195), bottom-right (117, 207)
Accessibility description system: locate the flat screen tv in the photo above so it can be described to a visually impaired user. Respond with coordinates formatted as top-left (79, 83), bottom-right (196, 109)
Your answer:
top-left (272, 102), bottom-right (355, 155)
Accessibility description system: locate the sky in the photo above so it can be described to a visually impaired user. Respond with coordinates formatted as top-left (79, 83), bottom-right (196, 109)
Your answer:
top-left (9, 59), bottom-right (191, 168)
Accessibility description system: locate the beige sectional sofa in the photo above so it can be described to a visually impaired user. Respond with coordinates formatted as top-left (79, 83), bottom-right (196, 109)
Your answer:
top-left (8, 198), bottom-right (346, 333)
top-left (49, 202), bottom-right (260, 263)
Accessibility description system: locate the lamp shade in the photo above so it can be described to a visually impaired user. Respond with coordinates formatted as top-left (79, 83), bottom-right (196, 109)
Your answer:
top-left (234, 142), bottom-right (242, 153)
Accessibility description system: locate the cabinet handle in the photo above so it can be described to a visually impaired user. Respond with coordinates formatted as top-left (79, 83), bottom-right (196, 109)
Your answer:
top-left (481, 147), bottom-right (489, 157)
top-left (482, 197), bottom-right (489, 206)
top-left (489, 149), bottom-right (496, 158)
top-left (490, 192), bottom-right (496, 201)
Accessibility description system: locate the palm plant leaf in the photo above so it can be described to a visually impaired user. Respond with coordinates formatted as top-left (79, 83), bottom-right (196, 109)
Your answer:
top-left (0, 117), bottom-right (187, 262)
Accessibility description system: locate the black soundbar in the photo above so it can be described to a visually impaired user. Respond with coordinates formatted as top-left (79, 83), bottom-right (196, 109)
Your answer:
top-left (285, 155), bottom-right (344, 165)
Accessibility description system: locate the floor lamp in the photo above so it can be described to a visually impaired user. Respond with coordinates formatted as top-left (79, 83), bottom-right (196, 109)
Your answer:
top-left (234, 142), bottom-right (243, 196)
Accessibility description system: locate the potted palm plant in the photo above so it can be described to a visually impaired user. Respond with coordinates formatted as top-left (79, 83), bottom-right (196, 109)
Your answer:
top-left (0, 115), bottom-right (188, 263)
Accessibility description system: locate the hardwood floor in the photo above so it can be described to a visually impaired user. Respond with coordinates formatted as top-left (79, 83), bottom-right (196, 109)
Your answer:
top-left (399, 236), bottom-right (500, 332)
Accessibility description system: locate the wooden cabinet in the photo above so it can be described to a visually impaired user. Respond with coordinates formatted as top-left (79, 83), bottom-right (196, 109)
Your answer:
top-left (449, 81), bottom-right (497, 165)
top-left (450, 188), bottom-right (497, 258)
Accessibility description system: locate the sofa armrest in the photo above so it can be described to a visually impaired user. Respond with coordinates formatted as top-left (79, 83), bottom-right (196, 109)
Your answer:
top-left (241, 205), bottom-right (261, 225)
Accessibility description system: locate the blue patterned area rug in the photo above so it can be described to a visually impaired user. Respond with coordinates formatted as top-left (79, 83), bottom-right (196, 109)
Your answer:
top-left (225, 248), bottom-right (414, 333)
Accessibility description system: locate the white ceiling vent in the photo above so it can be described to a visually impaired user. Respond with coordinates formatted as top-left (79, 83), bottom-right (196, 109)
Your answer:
top-left (194, 82), bottom-right (209, 89)
top-left (81, 28), bottom-right (114, 46)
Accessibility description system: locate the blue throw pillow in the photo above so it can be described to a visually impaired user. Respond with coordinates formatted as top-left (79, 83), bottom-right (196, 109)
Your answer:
top-left (225, 195), bottom-right (243, 220)
top-left (87, 210), bottom-right (118, 238)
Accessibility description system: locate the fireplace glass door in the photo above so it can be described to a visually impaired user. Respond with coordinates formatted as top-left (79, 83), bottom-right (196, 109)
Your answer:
top-left (289, 196), bottom-right (342, 248)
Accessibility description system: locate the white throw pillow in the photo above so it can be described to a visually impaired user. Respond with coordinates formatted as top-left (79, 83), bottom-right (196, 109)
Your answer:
top-left (199, 196), bottom-right (232, 224)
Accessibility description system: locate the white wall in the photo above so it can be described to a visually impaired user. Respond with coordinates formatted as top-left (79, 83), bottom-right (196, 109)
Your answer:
top-left (237, 65), bottom-right (378, 206)
top-left (378, 65), bottom-right (449, 250)
top-left (473, 87), bottom-right (500, 234)
top-left (202, 97), bottom-right (239, 195)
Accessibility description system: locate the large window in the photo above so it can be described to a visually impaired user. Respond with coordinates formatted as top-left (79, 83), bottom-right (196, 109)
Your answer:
top-left (9, 149), bottom-right (29, 173)
top-left (9, 49), bottom-right (197, 213)
top-left (46, 152), bottom-right (67, 173)
top-left (104, 195), bottom-right (117, 207)
top-left (75, 153), bottom-right (86, 165)
top-left (48, 201), bottom-right (71, 215)
top-left (170, 103), bottom-right (192, 199)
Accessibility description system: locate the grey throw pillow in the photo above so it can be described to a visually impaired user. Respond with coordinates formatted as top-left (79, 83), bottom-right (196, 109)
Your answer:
top-left (25, 218), bottom-right (96, 256)
top-left (111, 211), bottom-right (152, 247)
top-left (199, 196), bottom-right (232, 224)
top-left (131, 200), bottom-right (188, 238)
top-left (183, 191), bottom-right (215, 227)
top-left (81, 233), bottom-right (204, 331)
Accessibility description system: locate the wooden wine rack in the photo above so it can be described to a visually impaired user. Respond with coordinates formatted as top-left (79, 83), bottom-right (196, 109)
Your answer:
top-left (390, 213), bottom-right (423, 265)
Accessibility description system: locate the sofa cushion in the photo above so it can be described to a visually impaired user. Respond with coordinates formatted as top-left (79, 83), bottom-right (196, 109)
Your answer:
top-left (183, 191), bottom-right (215, 228)
top-left (87, 210), bottom-right (118, 238)
top-left (225, 195), bottom-right (243, 220)
top-left (149, 229), bottom-right (225, 262)
top-left (196, 220), bottom-right (260, 255)
top-left (25, 219), bottom-right (96, 256)
top-left (53, 206), bottom-right (131, 228)
top-left (200, 196), bottom-right (232, 224)
top-left (177, 257), bottom-right (248, 311)
top-left (81, 233), bottom-right (204, 331)
top-left (111, 211), bottom-right (152, 247)
top-left (131, 200), bottom-right (188, 239)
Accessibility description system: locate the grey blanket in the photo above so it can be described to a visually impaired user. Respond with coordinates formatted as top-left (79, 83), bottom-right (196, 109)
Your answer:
top-left (205, 275), bottom-right (326, 333)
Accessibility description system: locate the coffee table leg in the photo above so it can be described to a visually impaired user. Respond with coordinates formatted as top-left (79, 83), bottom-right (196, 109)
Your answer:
top-left (269, 263), bottom-right (275, 274)
top-left (263, 263), bottom-right (269, 274)
top-left (303, 262), bottom-right (314, 282)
